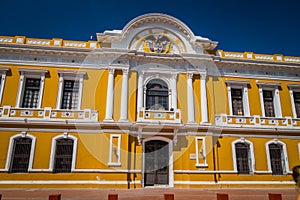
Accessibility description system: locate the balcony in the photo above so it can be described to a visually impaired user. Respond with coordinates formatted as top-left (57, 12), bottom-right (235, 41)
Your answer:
top-left (137, 107), bottom-right (181, 123)
top-left (215, 114), bottom-right (300, 129)
top-left (0, 106), bottom-right (98, 122)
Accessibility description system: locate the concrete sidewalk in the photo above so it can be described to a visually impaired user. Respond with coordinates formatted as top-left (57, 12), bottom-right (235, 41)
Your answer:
top-left (0, 188), bottom-right (297, 200)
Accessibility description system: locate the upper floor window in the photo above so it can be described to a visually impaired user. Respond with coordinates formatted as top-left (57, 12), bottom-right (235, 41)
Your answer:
top-left (145, 79), bottom-right (169, 110)
top-left (56, 70), bottom-right (86, 110)
top-left (266, 140), bottom-right (289, 175)
top-left (232, 139), bottom-right (255, 174)
top-left (0, 67), bottom-right (9, 105)
top-left (16, 68), bottom-right (48, 108)
top-left (226, 80), bottom-right (250, 116)
top-left (5, 133), bottom-right (36, 173)
top-left (288, 84), bottom-right (300, 118)
top-left (50, 134), bottom-right (77, 173)
top-left (257, 82), bottom-right (282, 118)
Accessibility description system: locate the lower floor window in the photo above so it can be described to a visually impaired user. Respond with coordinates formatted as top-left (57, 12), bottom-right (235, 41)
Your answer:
top-left (9, 137), bottom-right (32, 173)
top-left (53, 139), bottom-right (74, 173)
top-left (269, 143), bottom-right (284, 175)
top-left (235, 142), bottom-right (250, 174)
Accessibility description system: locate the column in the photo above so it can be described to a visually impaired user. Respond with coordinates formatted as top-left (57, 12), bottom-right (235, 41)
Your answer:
top-left (200, 73), bottom-right (208, 123)
top-left (227, 85), bottom-right (233, 115)
top-left (137, 72), bottom-right (144, 111)
top-left (187, 73), bottom-right (195, 123)
top-left (119, 69), bottom-right (129, 122)
top-left (258, 87), bottom-right (265, 117)
top-left (105, 68), bottom-right (115, 121)
top-left (170, 73), bottom-right (177, 110)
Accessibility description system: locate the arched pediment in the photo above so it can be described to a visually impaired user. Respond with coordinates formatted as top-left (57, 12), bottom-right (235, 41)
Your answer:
top-left (97, 13), bottom-right (218, 54)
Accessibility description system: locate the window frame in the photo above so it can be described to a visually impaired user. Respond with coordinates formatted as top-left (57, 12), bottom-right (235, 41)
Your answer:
top-left (265, 140), bottom-right (289, 175)
top-left (232, 138), bottom-right (255, 174)
top-left (5, 132), bottom-right (36, 173)
top-left (195, 137), bottom-right (208, 167)
top-left (49, 133), bottom-right (78, 173)
top-left (225, 80), bottom-right (250, 116)
top-left (108, 134), bottom-right (121, 167)
top-left (287, 84), bottom-right (300, 118)
top-left (16, 68), bottom-right (48, 109)
top-left (257, 82), bottom-right (282, 118)
top-left (56, 70), bottom-right (86, 110)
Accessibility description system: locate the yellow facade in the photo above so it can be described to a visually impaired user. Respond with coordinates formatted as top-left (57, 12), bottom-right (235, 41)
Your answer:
top-left (0, 13), bottom-right (299, 189)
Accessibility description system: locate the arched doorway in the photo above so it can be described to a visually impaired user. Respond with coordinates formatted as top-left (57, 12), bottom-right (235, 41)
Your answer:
top-left (143, 139), bottom-right (170, 186)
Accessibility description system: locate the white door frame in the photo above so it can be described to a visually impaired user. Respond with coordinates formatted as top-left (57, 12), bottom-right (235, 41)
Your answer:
top-left (142, 136), bottom-right (174, 187)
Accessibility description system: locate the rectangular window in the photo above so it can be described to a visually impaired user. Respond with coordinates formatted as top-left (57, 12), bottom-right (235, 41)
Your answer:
top-left (9, 138), bottom-right (32, 173)
top-left (293, 92), bottom-right (300, 118)
top-left (235, 143), bottom-right (250, 174)
top-left (53, 139), bottom-right (74, 173)
top-left (108, 134), bottom-right (121, 166)
top-left (263, 90), bottom-right (275, 117)
top-left (195, 137), bottom-right (207, 167)
top-left (231, 88), bottom-right (244, 115)
top-left (22, 78), bottom-right (41, 108)
top-left (61, 80), bottom-right (79, 109)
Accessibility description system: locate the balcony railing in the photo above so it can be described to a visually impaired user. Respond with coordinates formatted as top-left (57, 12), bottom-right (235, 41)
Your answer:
top-left (0, 106), bottom-right (98, 122)
top-left (215, 114), bottom-right (300, 128)
top-left (137, 107), bottom-right (181, 123)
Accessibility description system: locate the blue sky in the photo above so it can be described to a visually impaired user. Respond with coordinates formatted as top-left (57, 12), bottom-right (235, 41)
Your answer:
top-left (1, 0), bottom-right (300, 56)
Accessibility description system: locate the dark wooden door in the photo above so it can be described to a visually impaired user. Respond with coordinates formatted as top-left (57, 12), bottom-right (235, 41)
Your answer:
top-left (144, 140), bottom-right (169, 186)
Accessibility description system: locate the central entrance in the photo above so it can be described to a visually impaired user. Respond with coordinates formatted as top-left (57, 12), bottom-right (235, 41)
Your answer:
top-left (144, 140), bottom-right (169, 186)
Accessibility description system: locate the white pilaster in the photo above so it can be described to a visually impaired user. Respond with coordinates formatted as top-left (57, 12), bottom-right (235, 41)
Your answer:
top-left (243, 87), bottom-right (250, 116)
top-left (187, 73), bottom-right (195, 123)
top-left (170, 73), bottom-right (177, 110)
top-left (105, 68), bottom-right (115, 121)
top-left (227, 85), bottom-right (233, 115)
top-left (259, 88), bottom-right (265, 117)
top-left (119, 69), bottom-right (129, 122)
top-left (200, 73), bottom-right (208, 123)
top-left (37, 75), bottom-right (45, 109)
top-left (137, 72), bottom-right (144, 111)
top-left (274, 88), bottom-right (282, 118)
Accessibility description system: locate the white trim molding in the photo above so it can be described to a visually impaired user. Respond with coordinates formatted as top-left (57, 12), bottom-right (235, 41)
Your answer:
top-left (225, 80), bottom-right (250, 116)
top-left (265, 139), bottom-right (289, 175)
top-left (195, 137), bottom-right (208, 167)
top-left (49, 133), bottom-right (78, 172)
top-left (0, 67), bottom-right (9, 105)
top-left (108, 134), bottom-right (121, 166)
top-left (56, 70), bottom-right (86, 110)
top-left (142, 136), bottom-right (174, 188)
top-left (231, 138), bottom-right (255, 174)
top-left (5, 132), bottom-right (36, 172)
top-left (104, 68), bottom-right (115, 121)
top-left (257, 81), bottom-right (282, 118)
top-left (16, 68), bottom-right (48, 108)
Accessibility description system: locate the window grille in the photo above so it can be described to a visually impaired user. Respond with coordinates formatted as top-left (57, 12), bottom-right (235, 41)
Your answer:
top-left (22, 78), bottom-right (41, 108)
top-left (53, 139), bottom-right (74, 173)
top-left (61, 80), bottom-right (79, 109)
top-left (231, 88), bottom-right (244, 115)
top-left (263, 90), bottom-right (275, 117)
top-left (9, 137), bottom-right (32, 173)
top-left (269, 143), bottom-right (283, 175)
top-left (294, 92), bottom-right (300, 118)
top-left (235, 142), bottom-right (250, 174)
top-left (146, 79), bottom-right (169, 110)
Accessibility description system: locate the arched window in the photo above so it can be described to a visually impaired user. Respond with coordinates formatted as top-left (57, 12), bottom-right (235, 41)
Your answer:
top-left (235, 142), bottom-right (250, 174)
top-left (53, 138), bottom-right (74, 173)
top-left (50, 134), bottom-right (77, 174)
top-left (266, 140), bottom-right (289, 175)
top-left (232, 139), bottom-right (255, 174)
top-left (9, 137), bottom-right (32, 173)
top-left (146, 79), bottom-right (169, 110)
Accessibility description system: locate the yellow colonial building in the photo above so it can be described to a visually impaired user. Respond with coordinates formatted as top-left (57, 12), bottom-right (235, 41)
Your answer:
top-left (0, 13), bottom-right (299, 189)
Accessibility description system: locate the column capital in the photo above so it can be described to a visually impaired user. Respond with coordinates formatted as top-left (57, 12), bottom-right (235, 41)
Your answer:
top-left (171, 73), bottom-right (178, 79)
top-left (187, 73), bottom-right (193, 79)
top-left (200, 73), bottom-right (207, 80)
top-left (108, 68), bottom-right (115, 74)
top-left (122, 68), bottom-right (129, 75)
